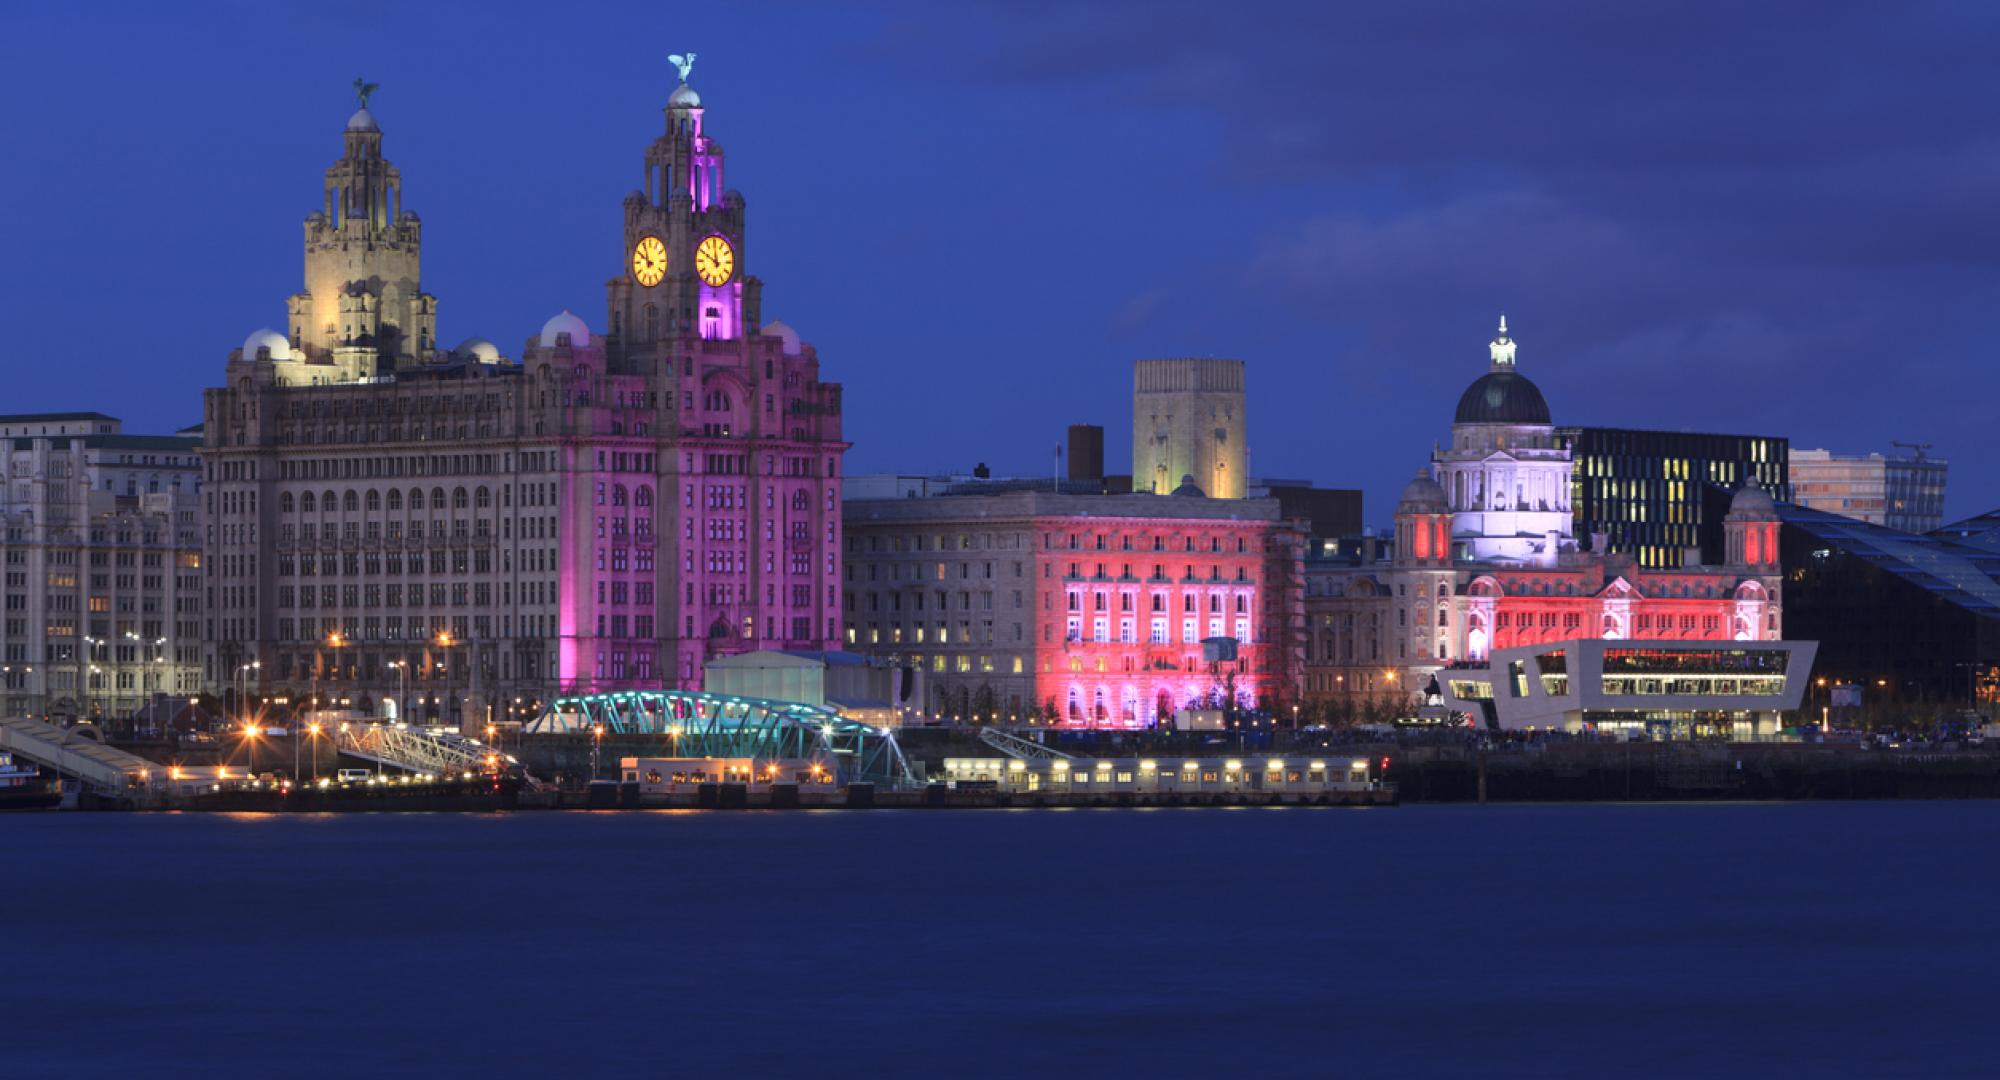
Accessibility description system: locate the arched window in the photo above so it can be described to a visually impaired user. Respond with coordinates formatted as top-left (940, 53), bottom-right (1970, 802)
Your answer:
top-left (475, 486), bottom-right (491, 509)
top-left (452, 487), bottom-right (469, 510)
top-left (365, 489), bottom-right (381, 512)
top-left (611, 485), bottom-right (628, 507)
top-left (790, 490), bottom-right (808, 511)
top-left (408, 488), bottom-right (425, 511)
top-left (322, 490), bottom-right (337, 512)
top-left (634, 486), bottom-right (653, 508)
top-left (387, 489), bottom-right (402, 511)
top-left (343, 491), bottom-right (359, 512)
top-left (280, 492), bottom-right (295, 513)
top-left (431, 487), bottom-right (447, 509)
top-left (300, 491), bottom-right (316, 513)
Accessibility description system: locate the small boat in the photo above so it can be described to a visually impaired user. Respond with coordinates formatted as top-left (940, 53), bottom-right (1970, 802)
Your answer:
top-left (0, 751), bottom-right (60, 810)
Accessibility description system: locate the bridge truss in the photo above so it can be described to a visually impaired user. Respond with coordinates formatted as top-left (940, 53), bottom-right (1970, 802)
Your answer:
top-left (527, 689), bottom-right (916, 788)
top-left (337, 724), bottom-right (525, 780)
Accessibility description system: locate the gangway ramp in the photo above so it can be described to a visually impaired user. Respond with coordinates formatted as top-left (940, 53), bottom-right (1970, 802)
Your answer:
top-left (978, 727), bottom-right (1077, 761)
top-left (0, 716), bottom-right (159, 794)
top-left (337, 723), bottom-right (534, 783)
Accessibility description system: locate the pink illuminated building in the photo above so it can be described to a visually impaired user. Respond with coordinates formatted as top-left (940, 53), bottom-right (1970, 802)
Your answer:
top-left (841, 489), bottom-right (1306, 728)
top-left (201, 66), bottom-right (843, 728)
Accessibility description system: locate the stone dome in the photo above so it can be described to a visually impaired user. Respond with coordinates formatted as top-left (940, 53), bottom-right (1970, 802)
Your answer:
top-left (1170, 474), bottom-right (1206, 498)
top-left (668, 83), bottom-right (702, 109)
top-left (538, 311), bottom-right (590, 348)
top-left (763, 320), bottom-right (802, 356)
top-left (346, 108), bottom-right (378, 132)
top-left (1397, 469), bottom-right (1449, 514)
top-left (455, 337), bottom-right (501, 363)
top-left (242, 328), bottom-right (292, 362)
top-left (1454, 369), bottom-right (1551, 426)
top-left (1727, 481), bottom-right (1778, 520)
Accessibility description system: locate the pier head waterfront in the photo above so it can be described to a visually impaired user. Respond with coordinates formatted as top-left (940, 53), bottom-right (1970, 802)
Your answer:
top-left (14, 5), bottom-right (2000, 1076)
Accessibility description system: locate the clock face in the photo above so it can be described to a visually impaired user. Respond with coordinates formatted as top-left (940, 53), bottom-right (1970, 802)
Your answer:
top-left (694, 235), bottom-right (735, 287)
top-left (631, 235), bottom-right (667, 288)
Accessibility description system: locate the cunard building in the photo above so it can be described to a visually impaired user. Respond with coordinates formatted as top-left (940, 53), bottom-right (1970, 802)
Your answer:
top-left (202, 64), bottom-right (846, 727)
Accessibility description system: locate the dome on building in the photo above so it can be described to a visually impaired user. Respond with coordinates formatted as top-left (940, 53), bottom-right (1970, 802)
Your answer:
top-left (455, 337), bottom-right (501, 363)
top-left (763, 319), bottom-right (802, 356)
top-left (668, 83), bottom-right (702, 109)
top-left (1453, 369), bottom-right (1551, 426)
top-left (1727, 481), bottom-right (1778, 520)
top-left (346, 108), bottom-right (378, 132)
top-left (538, 310), bottom-right (590, 348)
top-left (1170, 474), bottom-right (1206, 498)
top-left (242, 328), bottom-right (291, 362)
top-left (1397, 469), bottom-right (1449, 514)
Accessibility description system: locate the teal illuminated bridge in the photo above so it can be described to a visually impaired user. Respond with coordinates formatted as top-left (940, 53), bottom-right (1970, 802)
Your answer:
top-left (527, 689), bottom-right (917, 788)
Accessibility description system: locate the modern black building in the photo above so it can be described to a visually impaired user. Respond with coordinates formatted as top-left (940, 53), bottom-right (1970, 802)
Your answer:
top-left (1251, 480), bottom-right (1364, 543)
top-left (1778, 503), bottom-right (2000, 707)
top-left (1556, 427), bottom-right (1789, 568)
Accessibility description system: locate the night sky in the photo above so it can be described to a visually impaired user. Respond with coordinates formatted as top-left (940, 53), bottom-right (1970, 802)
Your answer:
top-left (4, 2), bottom-right (1995, 524)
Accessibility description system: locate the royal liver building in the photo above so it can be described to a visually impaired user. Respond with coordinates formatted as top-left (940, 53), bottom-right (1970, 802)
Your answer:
top-left (201, 65), bottom-right (847, 728)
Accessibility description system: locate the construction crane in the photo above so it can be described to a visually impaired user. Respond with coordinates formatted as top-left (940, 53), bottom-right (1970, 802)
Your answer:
top-left (1891, 441), bottom-right (1934, 461)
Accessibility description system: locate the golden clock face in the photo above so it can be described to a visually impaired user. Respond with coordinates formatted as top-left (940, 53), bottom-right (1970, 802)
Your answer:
top-left (694, 235), bottom-right (735, 287)
top-left (631, 235), bottom-right (667, 287)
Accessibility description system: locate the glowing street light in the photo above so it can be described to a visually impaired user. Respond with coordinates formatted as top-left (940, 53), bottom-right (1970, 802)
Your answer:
top-left (303, 721), bottom-right (323, 781)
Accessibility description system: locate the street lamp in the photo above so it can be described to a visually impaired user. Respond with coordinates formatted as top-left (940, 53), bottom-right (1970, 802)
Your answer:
top-left (82, 635), bottom-right (103, 722)
top-left (304, 721), bottom-right (322, 781)
top-left (2, 664), bottom-right (35, 718)
top-left (591, 723), bottom-right (604, 781)
top-left (237, 661), bottom-right (261, 731)
top-left (240, 721), bottom-right (259, 778)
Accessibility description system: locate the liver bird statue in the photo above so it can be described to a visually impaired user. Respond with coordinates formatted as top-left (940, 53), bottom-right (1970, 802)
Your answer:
top-left (353, 77), bottom-right (379, 110)
top-left (668, 53), bottom-right (696, 83)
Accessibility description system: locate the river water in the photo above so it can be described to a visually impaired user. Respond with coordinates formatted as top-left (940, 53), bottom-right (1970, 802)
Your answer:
top-left (4, 803), bottom-right (1993, 1078)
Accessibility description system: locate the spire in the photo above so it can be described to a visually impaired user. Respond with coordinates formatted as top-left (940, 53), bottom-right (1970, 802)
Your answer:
top-left (1488, 314), bottom-right (1517, 370)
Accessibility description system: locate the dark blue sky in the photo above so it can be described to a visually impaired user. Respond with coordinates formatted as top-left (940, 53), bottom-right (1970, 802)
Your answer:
top-left (4, 1), bottom-right (1995, 523)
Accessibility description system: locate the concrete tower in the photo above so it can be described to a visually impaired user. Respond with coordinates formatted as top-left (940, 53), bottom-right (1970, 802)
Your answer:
top-left (286, 91), bottom-right (438, 379)
top-left (1133, 358), bottom-right (1246, 499)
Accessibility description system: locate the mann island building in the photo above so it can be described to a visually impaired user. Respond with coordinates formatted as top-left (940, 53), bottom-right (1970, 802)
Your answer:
top-left (201, 66), bottom-right (845, 728)
top-left (841, 358), bottom-right (1308, 729)
top-left (1305, 320), bottom-right (1816, 739)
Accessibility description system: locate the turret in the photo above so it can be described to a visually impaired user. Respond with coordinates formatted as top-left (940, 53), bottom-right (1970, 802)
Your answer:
top-left (1725, 481), bottom-right (1781, 570)
top-left (1395, 469), bottom-right (1452, 567)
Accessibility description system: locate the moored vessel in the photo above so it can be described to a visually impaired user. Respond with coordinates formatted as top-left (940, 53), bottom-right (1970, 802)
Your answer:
top-left (0, 751), bottom-right (61, 811)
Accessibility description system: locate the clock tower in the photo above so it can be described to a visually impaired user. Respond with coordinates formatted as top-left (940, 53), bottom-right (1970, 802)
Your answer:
top-left (607, 58), bottom-right (761, 364)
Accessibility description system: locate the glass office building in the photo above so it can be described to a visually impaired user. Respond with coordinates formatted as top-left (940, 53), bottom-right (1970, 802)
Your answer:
top-left (1555, 428), bottom-right (1789, 568)
top-left (1790, 449), bottom-right (1949, 534)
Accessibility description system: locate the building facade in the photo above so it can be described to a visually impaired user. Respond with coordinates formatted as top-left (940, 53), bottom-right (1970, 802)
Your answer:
top-left (1556, 426), bottom-right (1789, 567)
top-left (1437, 637), bottom-right (1817, 739)
top-left (1790, 448), bottom-right (1948, 534)
top-left (1132, 358), bottom-right (1247, 498)
top-left (201, 68), bottom-right (844, 728)
top-left (1304, 320), bottom-right (1787, 708)
top-left (1779, 503), bottom-right (2000, 706)
top-left (0, 414), bottom-right (202, 723)
top-left (841, 490), bottom-right (1306, 727)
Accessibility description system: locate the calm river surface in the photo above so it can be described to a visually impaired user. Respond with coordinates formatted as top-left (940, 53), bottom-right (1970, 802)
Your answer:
top-left (5, 803), bottom-right (1995, 1078)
